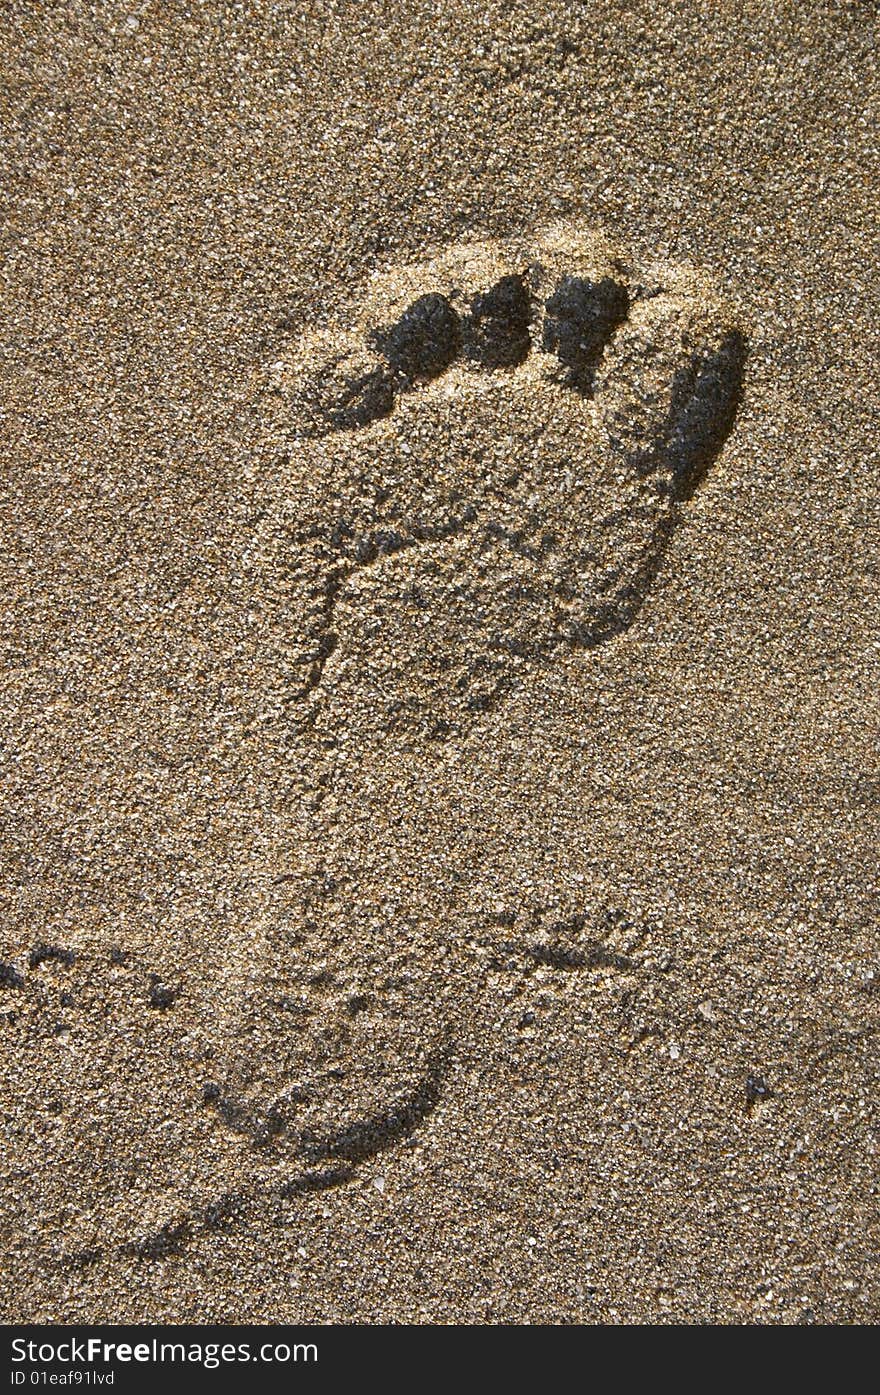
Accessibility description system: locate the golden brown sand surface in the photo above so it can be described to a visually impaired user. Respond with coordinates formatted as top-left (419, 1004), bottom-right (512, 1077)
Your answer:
top-left (1, 0), bottom-right (878, 1323)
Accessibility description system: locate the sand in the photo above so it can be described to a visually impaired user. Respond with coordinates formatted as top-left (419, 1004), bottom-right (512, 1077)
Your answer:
top-left (1, 0), bottom-right (878, 1324)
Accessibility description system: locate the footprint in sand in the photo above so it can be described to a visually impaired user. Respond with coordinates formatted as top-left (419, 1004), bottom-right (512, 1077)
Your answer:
top-left (208, 226), bottom-right (746, 1185)
top-left (258, 224), bottom-right (744, 745)
top-left (59, 223), bottom-right (746, 1260)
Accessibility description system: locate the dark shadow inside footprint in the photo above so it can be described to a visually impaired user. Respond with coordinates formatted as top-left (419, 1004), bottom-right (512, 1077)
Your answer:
top-left (324, 364), bottom-right (396, 432)
top-left (656, 329), bottom-right (747, 499)
top-left (581, 328), bottom-right (747, 648)
top-left (374, 292), bottom-right (462, 383)
top-left (298, 1046), bottom-right (451, 1166)
top-left (527, 941), bottom-right (633, 971)
top-left (125, 1219), bottom-right (192, 1261)
top-left (280, 1166), bottom-right (355, 1197)
top-left (316, 274), bottom-right (533, 434)
top-left (462, 273), bottom-right (532, 368)
top-left (542, 275), bottom-right (630, 394)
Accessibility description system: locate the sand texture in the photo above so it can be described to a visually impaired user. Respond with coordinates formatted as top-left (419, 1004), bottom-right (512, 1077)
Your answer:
top-left (1, 0), bottom-right (878, 1323)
